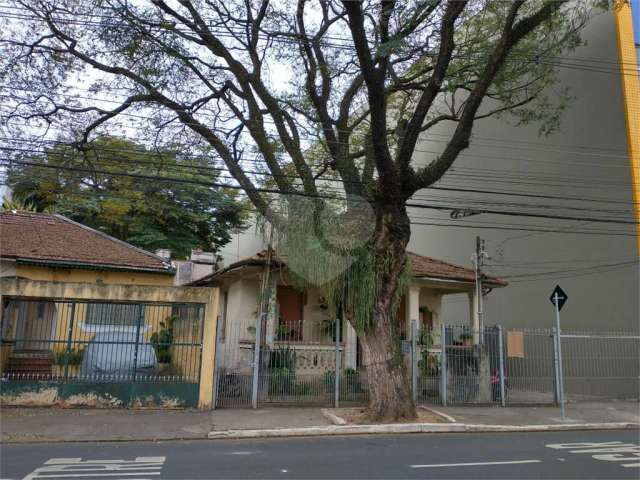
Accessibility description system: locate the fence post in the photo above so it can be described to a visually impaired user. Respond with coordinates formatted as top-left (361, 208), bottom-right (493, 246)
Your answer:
top-left (334, 316), bottom-right (341, 408)
top-left (440, 323), bottom-right (447, 406)
top-left (62, 302), bottom-right (76, 382)
top-left (251, 311), bottom-right (263, 409)
top-left (498, 325), bottom-right (506, 407)
top-left (411, 319), bottom-right (417, 403)
top-left (132, 304), bottom-right (144, 383)
top-left (552, 327), bottom-right (560, 405)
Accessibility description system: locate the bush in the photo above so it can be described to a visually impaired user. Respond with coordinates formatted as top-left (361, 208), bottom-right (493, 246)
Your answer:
top-left (269, 367), bottom-right (296, 394)
top-left (324, 368), bottom-right (363, 394)
top-left (150, 316), bottom-right (175, 363)
top-left (269, 346), bottom-right (296, 370)
top-left (54, 347), bottom-right (84, 366)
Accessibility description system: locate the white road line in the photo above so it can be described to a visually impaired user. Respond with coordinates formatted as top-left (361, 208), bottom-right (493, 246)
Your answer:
top-left (24, 473), bottom-right (160, 478)
top-left (410, 460), bottom-right (542, 468)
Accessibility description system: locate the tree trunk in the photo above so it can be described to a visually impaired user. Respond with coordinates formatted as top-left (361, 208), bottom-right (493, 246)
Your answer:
top-left (354, 203), bottom-right (417, 422)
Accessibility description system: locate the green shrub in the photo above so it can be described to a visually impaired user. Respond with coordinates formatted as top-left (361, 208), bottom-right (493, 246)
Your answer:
top-left (419, 351), bottom-right (440, 376)
top-left (269, 346), bottom-right (296, 370)
top-left (150, 316), bottom-right (175, 363)
top-left (54, 347), bottom-right (85, 366)
top-left (269, 367), bottom-right (296, 394)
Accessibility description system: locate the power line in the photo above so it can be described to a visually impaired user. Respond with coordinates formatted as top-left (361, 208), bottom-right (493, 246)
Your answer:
top-left (3, 156), bottom-right (639, 225)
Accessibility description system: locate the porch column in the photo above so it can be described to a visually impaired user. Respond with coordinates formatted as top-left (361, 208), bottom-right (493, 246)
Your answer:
top-left (468, 290), bottom-right (480, 344)
top-left (343, 321), bottom-right (357, 369)
top-left (406, 285), bottom-right (421, 339)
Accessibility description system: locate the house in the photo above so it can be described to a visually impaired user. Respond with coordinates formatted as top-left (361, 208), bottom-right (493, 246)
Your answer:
top-left (0, 211), bottom-right (180, 379)
top-left (190, 250), bottom-right (506, 374)
top-left (0, 211), bottom-right (175, 286)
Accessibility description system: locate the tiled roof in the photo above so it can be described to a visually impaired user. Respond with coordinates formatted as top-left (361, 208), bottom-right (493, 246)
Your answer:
top-left (0, 211), bottom-right (173, 273)
top-left (190, 250), bottom-right (506, 287)
top-left (407, 252), bottom-right (506, 286)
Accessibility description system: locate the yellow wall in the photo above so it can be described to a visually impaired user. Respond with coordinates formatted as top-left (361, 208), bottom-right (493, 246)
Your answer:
top-left (0, 278), bottom-right (219, 408)
top-left (614, 1), bottom-right (640, 253)
top-left (15, 265), bottom-right (175, 286)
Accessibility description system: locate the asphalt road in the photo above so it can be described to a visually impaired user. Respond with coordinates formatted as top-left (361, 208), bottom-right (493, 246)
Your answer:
top-left (1, 430), bottom-right (639, 479)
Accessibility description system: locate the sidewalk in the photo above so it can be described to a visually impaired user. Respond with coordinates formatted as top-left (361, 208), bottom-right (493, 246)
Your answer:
top-left (435, 401), bottom-right (640, 426)
top-left (1, 402), bottom-right (637, 443)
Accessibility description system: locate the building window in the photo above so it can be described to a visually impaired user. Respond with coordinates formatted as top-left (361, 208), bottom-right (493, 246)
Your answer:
top-left (85, 303), bottom-right (143, 327)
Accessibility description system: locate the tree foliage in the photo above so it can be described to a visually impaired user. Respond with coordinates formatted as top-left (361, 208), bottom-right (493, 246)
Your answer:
top-left (0, 0), bottom-right (602, 419)
top-left (6, 137), bottom-right (248, 258)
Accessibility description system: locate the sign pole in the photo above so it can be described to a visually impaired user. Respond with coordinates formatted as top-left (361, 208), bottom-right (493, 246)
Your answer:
top-left (553, 292), bottom-right (565, 421)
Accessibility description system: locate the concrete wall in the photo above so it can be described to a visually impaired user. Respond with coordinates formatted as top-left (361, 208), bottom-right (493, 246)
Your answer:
top-left (0, 278), bottom-right (219, 409)
top-left (408, 10), bottom-right (639, 333)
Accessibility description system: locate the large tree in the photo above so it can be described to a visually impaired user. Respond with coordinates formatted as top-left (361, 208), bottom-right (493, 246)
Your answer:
top-left (1, 0), bottom-right (597, 420)
top-left (5, 137), bottom-right (248, 258)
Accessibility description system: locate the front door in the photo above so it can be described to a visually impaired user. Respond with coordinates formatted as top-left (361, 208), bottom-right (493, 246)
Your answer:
top-left (276, 286), bottom-right (303, 341)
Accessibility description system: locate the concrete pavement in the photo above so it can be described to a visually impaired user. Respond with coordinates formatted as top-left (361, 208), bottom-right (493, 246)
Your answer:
top-left (1, 401), bottom-right (637, 443)
top-left (2, 430), bottom-right (639, 479)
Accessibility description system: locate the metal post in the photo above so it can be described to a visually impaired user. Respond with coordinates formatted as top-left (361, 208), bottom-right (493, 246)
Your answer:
top-left (212, 305), bottom-right (224, 409)
top-left (252, 233), bottom-right (273, 409)
top-left (334, 316), bottom-right (341, 408)
top-left (440, 323), bottom-right (447, 406)
top-left (132, 304), bottom-right (144, 383)
top-left (251, 310), bottom-right (263, 409)
top-left (552, 327), bottom-right (560, 405)
top-left (498, 325), bottom-right (506, 407)
top-left (411, 319), bottom-right (417, 403)
top-left (554, 294), bottom-right (566, 421)
top-left (62, 302), bottom-right (76, 381)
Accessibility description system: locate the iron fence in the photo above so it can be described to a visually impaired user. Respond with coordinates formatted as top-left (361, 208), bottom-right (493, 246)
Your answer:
top-left (1, 298), bottom-right (205, 383)
top-left (560, 332), bottom-right (640, 400)
top-left (214, 321), bottom-right (640, 409)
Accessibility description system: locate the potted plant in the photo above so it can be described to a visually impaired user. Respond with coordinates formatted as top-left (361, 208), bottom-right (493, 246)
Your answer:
top-left (53, 347), bottom-right (85, 378)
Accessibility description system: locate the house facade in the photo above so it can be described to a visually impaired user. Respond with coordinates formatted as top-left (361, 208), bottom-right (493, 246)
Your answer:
top-left (191, 250), bottom-right (506, 374)
top-left (0, 211), bottom-right (180, 381)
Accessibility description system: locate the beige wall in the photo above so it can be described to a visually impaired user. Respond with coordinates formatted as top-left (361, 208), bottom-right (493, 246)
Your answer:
top-left (217, 278), bottom-right (261, 370)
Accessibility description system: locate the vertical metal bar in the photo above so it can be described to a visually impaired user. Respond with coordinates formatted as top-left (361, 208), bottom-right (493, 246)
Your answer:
top-left (554, 298), bottom-right (565, 421)
top-left (334, 316), bottom-right (341, 408)
top-left (212, 304), bottom-right (223, 409)
top-left (440, 323), bottom-right (447, 406)
top-left (552, 327), bottom-right (560, 405)
top-left (411, 319), bottom-right (417, 403)
top-left (132, 304), bottom-right (143, 383)
top-left (498, 325), bottom-right (506, 407)
top-left (62, 302), bottom-right (76, 381)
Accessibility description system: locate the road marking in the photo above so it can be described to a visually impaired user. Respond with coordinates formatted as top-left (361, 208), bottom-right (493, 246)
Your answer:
top-left (546, 441), bottom-right (640, 469)
top-left (410, 460), bottom-right (541, 468)
top-left (22, 457), bottom-right (166, 480)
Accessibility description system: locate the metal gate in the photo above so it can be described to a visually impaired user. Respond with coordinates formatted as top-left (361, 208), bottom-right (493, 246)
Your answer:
top-left (1, 298), bottom-right (205, 407)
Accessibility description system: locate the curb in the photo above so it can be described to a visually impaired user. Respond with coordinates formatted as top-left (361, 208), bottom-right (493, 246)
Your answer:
top-left (208, 422), bottom-right (639, 439)
top-left (418, 405), bottom-right (457, 423)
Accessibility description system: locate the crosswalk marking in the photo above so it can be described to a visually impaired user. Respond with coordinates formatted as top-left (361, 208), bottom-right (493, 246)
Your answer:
top-left (22, 457), bottom-right (166, 480)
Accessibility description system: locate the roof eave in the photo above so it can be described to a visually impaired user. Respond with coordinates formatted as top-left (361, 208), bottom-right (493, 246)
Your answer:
top-left (8, 257), bottom-right (176, 275)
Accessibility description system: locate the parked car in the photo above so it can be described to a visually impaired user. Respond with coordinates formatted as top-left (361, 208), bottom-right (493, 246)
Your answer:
top-left (80, 330), bottom-right (157, 378)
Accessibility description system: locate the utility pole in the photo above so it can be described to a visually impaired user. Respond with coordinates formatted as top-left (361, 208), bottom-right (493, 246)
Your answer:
top-left (252, 226), bottom-right (274, 409)
top-left (472, 236), bottom-right (488, 344)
